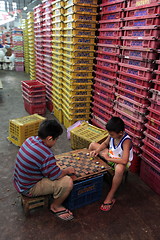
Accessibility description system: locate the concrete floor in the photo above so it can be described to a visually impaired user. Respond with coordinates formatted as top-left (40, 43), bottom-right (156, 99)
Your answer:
top-left (0, 70), bottom-right (160, 240)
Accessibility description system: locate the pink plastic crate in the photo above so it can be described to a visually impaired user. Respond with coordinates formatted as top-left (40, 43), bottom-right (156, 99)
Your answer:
top-left (95, 72), bottom-right (117, 85)
top-left (125, 122), bottom-right (144, 138)
top-left (150, 89), bottom-right (160, 103)
top-left (118, 71), bottom-right (152, 88)
top-left (100, 11), bottom-right (124, 21)
top-left (94, 83), bottom-right (115, 99)
top-left (123, 15), bottom-right (160, 27)
top-left (96, 51), bottom-right (119, 60)
top-left (146, 115), bottom-right (160, 131)
top-left (93, 91), bottom-right (114, 106)
top-left (99, 29), bottom-right (122, 37)
top-left (23, 96), bottom-right (46, 115)
top-left (94, 78), bottom-right (115, 91)
top-left (121, 38), bottom-right (160, 49)
top-left (140, 157), bottom-right (160, 195)
top-left (125, 3), bottom-right (159, 18)
top-left (154, 70), bottom-right (160, 81)
top-left (115, 93), bottom-right (148, 113)
top-left (95, 65), bottom-right (117, 78)
top-left (156, 60), bottom-right (160, 70)
top-left (100, 0), bottom-right (126, 12)
top-left (22, 80), bottom-right (45, 91)
top-left (91, 117), bottom-right (106, 130)
top-left (92, 100), bottom-right (114, 114)
top-left (142, 141), bottom-right (160, 164)
top-left (22, 92), bottom-right (46, 103)
top-left (121, 47), bottom-right (158, 61)
top-left (127, 0), bottom-right (159, 8)
top-left (22, 85), bottom-right (45, 96)
top-left (99, 20), bottom-right (123, 29)
top-left (96, 58), bottom-right (118, 71)
top-left (153, 80), bottom-right (160, 91)
top-left (148, 108), bottom-right (160, 122)
top-left (145, 123), bottom-right (160, 139)
top-left (114, 101), bottom-right (146, 121)
top-left (92, 106), bottom-right (113, 122)
top-left (98, 36), bottom-right (121, 46)
top-left (117, 78), bottom-right (150, 97)
top-left (144, 131), bottom-right (160, 150)
top-left (119, 63), bottom-right (153, 79)
top-left (123, 26), bottom-right (160, 38)
top-left (120, 57), bottom-right (155, 69)
top-left (97, 44), bottom-right (120, 54)
top-left (150, 100), bottom-right (160, 111)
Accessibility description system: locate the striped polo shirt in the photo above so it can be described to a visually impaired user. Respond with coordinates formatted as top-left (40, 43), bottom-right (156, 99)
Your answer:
top-left (13, 136), bottom-right (62, 194)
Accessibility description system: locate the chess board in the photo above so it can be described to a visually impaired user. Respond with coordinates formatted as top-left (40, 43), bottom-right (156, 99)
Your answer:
top-left (55, 149), bottom-right (111, 182)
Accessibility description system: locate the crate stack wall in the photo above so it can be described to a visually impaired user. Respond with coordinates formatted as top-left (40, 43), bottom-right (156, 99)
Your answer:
top-left (51, 0), bottom-right (64, 120)
top-left (113, 0), bottom-right (159, 173)
top-left (62, 0), bottom-right (98, 128)
top-left (22, 19), bottom-right (29, 74)
top-left (140, 46), bottom-right (160, 195)
top-left (91, 0), bottom-right (125, 129)
top-left (27, 12), bottom-right (36, 80)
top-left (12, 28), bottom-right (24, 72)
top-left (34, 4), bottom-right (44, 83)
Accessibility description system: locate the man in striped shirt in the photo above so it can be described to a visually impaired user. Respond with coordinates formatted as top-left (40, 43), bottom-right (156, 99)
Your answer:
top-left (14, 120), bottom-right (75, 221)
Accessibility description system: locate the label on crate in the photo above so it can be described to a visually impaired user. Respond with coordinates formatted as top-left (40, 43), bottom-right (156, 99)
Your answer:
top-left (136, 0), bottom-right (150, 6)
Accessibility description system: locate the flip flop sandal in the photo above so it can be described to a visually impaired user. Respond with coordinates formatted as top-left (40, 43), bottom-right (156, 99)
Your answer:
top-left (100, 199), bottom-right (116, 212)
top-left (50, 209), bottom-right (74, 221)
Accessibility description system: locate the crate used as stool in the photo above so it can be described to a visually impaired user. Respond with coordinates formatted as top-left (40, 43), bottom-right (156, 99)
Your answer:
top-left (7, 114), bottom-right (46, 146)
top-left (70, 122), bottom-right (109, 149)
top-left (21, 195), bottom-right (49, 216)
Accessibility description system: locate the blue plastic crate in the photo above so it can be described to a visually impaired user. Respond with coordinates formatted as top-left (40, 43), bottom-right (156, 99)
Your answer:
top-left (64, 175), bottom-right (103, 210)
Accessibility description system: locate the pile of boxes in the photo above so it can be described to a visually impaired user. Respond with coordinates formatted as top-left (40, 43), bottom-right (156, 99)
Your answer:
top-left (12, 28), bottom-right (24, 71)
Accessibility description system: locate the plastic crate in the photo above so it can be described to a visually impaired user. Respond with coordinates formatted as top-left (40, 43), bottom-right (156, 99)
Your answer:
top-left (92, 106), bottom-right (113, 123)
top-left (122, 26), bottom-right (159, 38)
top-left (7, 114), bottom-right (46, 146)
top-left (155, 70), bottom-right (160, 82)
top-left (64, 175), bottom-right (103, 210)
top-left (140, 157), bottom-right (160, 195)
top-left (99, 20), bottom-right (123, 29)
top-left (100, 0), bottom-right (126, 12)
top-left (123, 15), bottom-right (160, 27)
top-left (23, 96), bottom-right (46, 115)
top-left (63, 69), bottom-right (93, 79)
top-left (94, 78), bottom-right (115, 92)
top-left (63, 49), bottom-right (94, 58)
top-left (92, 99), bottom-right (114, 115)
top-left (118, 71), bottom-right (152, 88)
top-left (150, 89), bottom-right (160, 103)
top-left (120, 47), bottom-right (158, 61)
top-left (96, 58), bottom-right (118, 70)
top-left (145, 123), bottom-right (160, 140)
top-left (63, 56), bottom-right (94, 65)
top-left (62, 97), bottom-right (91, 109)
top-left (64, 21), bottom-right (96, 30)
top-left (98, 29), bottom-right (122, 37)
top-left (117, 78), bottom-right (150, 97)
top-left (62, 80), bottom-right (92, 91)
top-left (64, 4), bottom-right (97, 14)
top-left (94, 83), bottom-right (115, 100)
top-left (64, 0), bottom-right (97, 5)
top-left (46, 98), bottom-right (54, 112)
top-left (63, 75), bottom-right (92, 84)
top-left (150, 100), bottom-right (160, 111)
top-left (15, 66), bottom-right (24, 71)
top-left (153, 80), bottom-right (160, 91)
top-left (63, 36), bottom-right (95, 45)
top-left (146, 115), bottom-right (160, 131)
top-left (121, 38), bottom-right (160, 49)
top-left (96, 52), bottom-right (119, 61)
top-left (95, 73), bottom-right (116, 85)
top-left (63, 43), bottom-right (95, 52)
top-left (64, 13), bottom-right (97, 22)
top-left (63, 104), bottom-right (90, 116)
top-left (120, 57), bottom-right (155, 69)
top-left (70, 121), bottom-right (108, 149)
top-left (98, 36), bottom-right (121, 46)
top-left (93, 91), bottom-right (114, 106)
top-left (127, 0), bottom-right (159, 8)
top-left (91, 115), bottom-right (107, 130)
top-left (63, 112), bottom-right (90, 128)
top-left (64, 29), bottom-right (96, 37)
top-left (53, 104), bottom-right (63, 123)
top-left (21, 80), bottom-right (45, 91)
top-left (100, 11), bottom-right (124, 21)
top-left (97, 44), bottom-right (120, 54)
top-left (144, 131), bottom-right (160, 149)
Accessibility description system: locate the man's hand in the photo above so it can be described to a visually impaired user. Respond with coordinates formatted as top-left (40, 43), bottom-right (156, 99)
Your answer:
top-left (66, 166), bottom-right (75, 175)
top-left (89, 150), bottom-right (99, 157)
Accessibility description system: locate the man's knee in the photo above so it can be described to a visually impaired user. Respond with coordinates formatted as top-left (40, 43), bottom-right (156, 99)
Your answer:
top-left (62, 176), bottom-right (73, 192)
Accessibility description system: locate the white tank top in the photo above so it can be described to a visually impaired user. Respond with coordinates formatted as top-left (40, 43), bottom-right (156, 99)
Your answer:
top-left (108, 133), bottom-right (133, 167)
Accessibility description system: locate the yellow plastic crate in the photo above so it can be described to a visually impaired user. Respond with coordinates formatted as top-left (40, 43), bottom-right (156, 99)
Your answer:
top-left (52, 52), bottom-right (63, 60)
top-left (64, 13), bottom-right (97, 22)
top-left (64, 29), bottom-right (96, 37)
top-left (52, 58), bottom-right (62, 66)
top-left (63, 75), bottom-right (93, 84)
top-left (52, 95), bottom-right (62, 107)
top-left (63, 43), bottom-right (95, 52)
top-left (52, 15), bottom-right (64, 22)
top-left (52, 8), bottom-right (64, 16)
top-left (53, 104), bottom-right (63, 123)
top-left (63, 62), bottom-right (93, 72)
top-left (64, 21), bottom-right (96, 30)
top-left (63, 112), bottom-right (90, 129)
top-left (63, 55), bottom-right (94, 65)
top-left (62, 89), bottom-right (91, 102)
top-left (70, 122), bottom-right (108, 149)
top-left (64, 4), bottom-right (97, 14)
top-left (52, 66), bottom-right (63, 77)
top-left (62, 95), bottom-right (91, 108)
top-left (52, 47), bottom-right (63, 54)
top-left (64, 0), bottom-right (97, 5)
top-left (62, 101), bottom-right (90, 115)
top-left (52, 0), bottom-right (65, 10)
top-left (52, 29), bottom-right (63, 36)
top-left (63, 49), bottom-right (94, 59)
top-left (52, 35), bottom-right (63, 42)
top-left (62, 84), bottom-right (92, 96)
top-left (52, 42), bottom-right (63, 48)
top-left (63, 68), bottom-right (93, 78)
top-left (63, 36), bottom-right (95, 45)
top-left (63, 78), bottom-right (92, 90)
top-left (52, 63), bottom-right (63, 71)
top-left (7, 114), bottom-right (46, 146)
top-left (52, 21), bottom-right (64, 29)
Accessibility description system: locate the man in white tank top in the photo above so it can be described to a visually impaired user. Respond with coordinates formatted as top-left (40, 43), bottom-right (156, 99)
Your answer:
top-left (89, 117), bottom-right (133, 212)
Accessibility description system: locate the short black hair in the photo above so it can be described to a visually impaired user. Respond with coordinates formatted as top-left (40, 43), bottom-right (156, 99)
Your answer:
top-left (38, 120), bottom-right (63, 140)
top-left (106, 117), bottom-right (125, 133)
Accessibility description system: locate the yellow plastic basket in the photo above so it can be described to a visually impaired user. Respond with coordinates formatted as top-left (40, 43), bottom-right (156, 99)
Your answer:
top-left (62, 80), bottom-right (92, 91)
top-left (70, 122), bottom-right (108, 149)
top-left (64, 13), bottom-right (97, 22)
top-left (64, 0), bottom-right (97, 5)
top-left (52, 52), bottom-right (63, 60)
top-left (64, 21), bottom-right (96, 30)
top-left (7, 114), bottom-right (46, 146)
top-left (52, 29), bottom-right (63, 36)
top-left (52, 15), bottom-right (64, 22)
top-left (63, 43), bottom-right (95, 52)
top-left (63, 55), bottom-right (94, 65)
top-left (63, 74), bottom-right (93, 84)
top-left (52, 42), bottom-right (63, 48)
top-left (64, 4), bottom-right (97, 14)
top-left (63, 68), bottom-right (93, 78)
top-left (53, 104), bottom-right (63, 124)
top-left (62, 89), bottom-right (91, 102)
top-left (52, 21), bottom-right (64, 30)
top-left (52, 63), bottom-right (63, 71)
top-left (52, 47), bottom-right (63, 54)
top-left (62, 104), bottom-right (90, 116)
top-left (52, 66), bottom-right (63, 77)
top-left (52, 8), bottom-right (64, 16)
top-left (63, 36), bottom-right (95, 45)
top-left (63, 62), bottom-right (93, 72)
top-left (62, 96), bottom-right (91, 109)
top-left (63, 112), bottom-right (90, 129)
top-left (63, 28), bottom-right (96, 37)
top-left (63, 49), bottom-right (94, 58)
top-left (52, 58), bottom-right (63, 66)
top-left (52, 0), bottom-right (65, 9)
top-left (52, 35), bottom-right (63, 42)
top-left (62, 83), bottom-right (92, 97)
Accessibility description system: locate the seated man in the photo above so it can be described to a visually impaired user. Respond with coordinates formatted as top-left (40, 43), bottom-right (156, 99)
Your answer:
top-left (14, 119), bottom-right (75, 221)
top-left (89, 117), bottom-right (133, 212)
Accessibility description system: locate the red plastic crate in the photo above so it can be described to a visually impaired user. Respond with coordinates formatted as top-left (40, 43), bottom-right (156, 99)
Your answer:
top-left (100, 0), bottom-right (126, 12)
top-left (122, 26), bottom-right (159, 38)
top-left (22, 92), bottom-right (46, 103)
top-left (145, 123), bottom-right (160, 139)
top-left (115, 93), bottom-right (148, 113)
top-left (119, 63), bottom-right (153, 79)
top-left (121, 47), bottom-right (158, 61)
top-left (100, 11), bottom-right (124, 21)
top-left (23, 96), bottom-right (46, 115)
top-left (92, 101), bottom-right (114, 114)
top-left (46, 98), bottom-right (53, 112)
top-left (121, 38), bottom-right (160, 49)
top-left (114, 101), bottom-right (146, 121)
top-left (91, 117), bottom-right (106, 130)
top-left (98, 36), bottom-right (121, 46)
top-left (96, 58), bottom-right (118, 71)
top-left (146, 115), bottom-right (160, 131)
top-left (120, 57), bottom-right (155, 69)
top-left (141, 150), bottom-right (160, 171)
top-left (92, 106), bottom-right (113, 123)
top-left (142, 139), bottom-right (160, 159)
top-left (95, 66), bottom-right (117, 78)
top-left (123, 15), bottom-right (160, 27)
top-left (93, 91), bottom-right (114, 106)
top-left (96, 51), bottom-right (119, 60)
top-left (148, 107), bottom-right (159, 121)
top-left (150, 89), bottom-right (160, 103)
top-left (127, 0), bottom-right (159, 8)
top-left (95, 72), bottom-right (116, 85)
top-left (22, 85), bottom-right (45, 96)
top-left (144, 131), bottom-right (160, 151)
top-left (94, 83), bottom-right (115, 99)
top-left (125, 4), bottom-right (160, 19)
top-left (153, 80), bottom-right (160, 91)
top-left (154, 70), bottom-right (160, 81)
top-left (118, 71), bottom-right (152, 88)
top-left (99, 20), bottom-right (123, 29)
top-left (150, 100), bottom-right (160, 111)
top-left (21, 80), bottom-right (45, 91)
top-left (99, 29), bottom-right (122, 37)
top-left (125, 123), bottom-right (144, 138)
top-left (97, 44), bottom-right (120, 55)
top-left (156, 60), bottom-right (160, 70)
top-left (117, 78), bottom-right (150, 97)
top-left (94, 78), bottom-right (115, 91)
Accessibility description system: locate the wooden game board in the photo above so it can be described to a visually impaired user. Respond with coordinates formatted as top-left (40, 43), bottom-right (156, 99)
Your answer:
top-left (55, 148), bottom-right (111, 182)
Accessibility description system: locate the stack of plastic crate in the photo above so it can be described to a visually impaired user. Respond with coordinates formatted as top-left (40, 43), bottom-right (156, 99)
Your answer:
top-left (140, 48), bottom-right (160, 194)
top-left (41, 0), bottom-right (53, 108)
top-left (22, 80), bottom-right (46, 115)
top-left (62, 0), bottom-right (97, 128)
top-left (22, 19), bottom-right (29, 74)
top-left (27, 12), bottom-right (36, 80)
top-left (51, 0), bottom-right (64, 119)
top-left (12, 28), bottom-right (24, 71)
top-left (91, 0), bottom-right (125, 129)
top-left (34, 4), bottom-right (44, 83)
top-left (114, 0), bottom-right (159, 173)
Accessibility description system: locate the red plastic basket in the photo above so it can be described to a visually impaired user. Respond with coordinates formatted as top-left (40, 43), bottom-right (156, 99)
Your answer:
top-left (127, 0), bottom-right (159, 8)
top-left (120, 57), bottom-right (155, 69)
top-left (146, 115), bottom-right (160, 131)
top-left (95, 72), bottom-right (117, 85)
top-left (155, 70), bottom-right (160, 81)
top-left (22, 92), bottom-right (46, 103)
top-left (23, 96), bottom-right (46, 115)
top-left (96, 58), bottom-right (118, 71)
top-left (99, 29), bottom-right (122, 37)
top-left (91, 117), bottom-right (106, 130)
top-left (123, 15), bottom-right (160, 27)
top-left (117, 78), bottom-right (150, 97)
top-left (94, 78), bottom-right (115, 92)
top-left (21, 80), bottom-right (45, 91)
top-left (145, 123), bottom-right (160, 139)
top-left (153, 80), bottom-right (160, 91)
top-left (99, 20), bottom-right (123, 29)
top-left (150, 89), bottom-right (160, 103)
top-left (95, 65), bottom-right (117, 78)
top-left (93, 91), bottom-right (114, 106)
top-left (125, 3), bottom-right (159, 18)
top-left (100, 11), bottom-right (124, 21)
top-left (119, 63), bottom-right (153, 79)
top-left (92, 100), bottom-right (114, 114)
top-left (118, 71), bottom-right (152, 88)
top-left (123, 26), bottom-right (160, 38)
top-left (142, 139), bottom-right (160, 159)
top-left (150, 100), bottom-right (160, 111)
top-left (92, 106), bottom-right (113, 123)
top-left (144, 131), bottom-right (160, 151)
top-left (148, 107), bottom-right (159, 121)
top-left (94, 82), bottom-right (115, 99)
top-left (100, 0), bottom-right (126, 12)
top-left (97, 44), bottom-right (120, 55)
top-left (121, 38), bottom-right (160, 49)
top-left (96, 51), bottom-right (119, 60)
top-left (98, 36), bottom-right (121, 46)
top-left (120, 47), bottom-right (158, 61)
